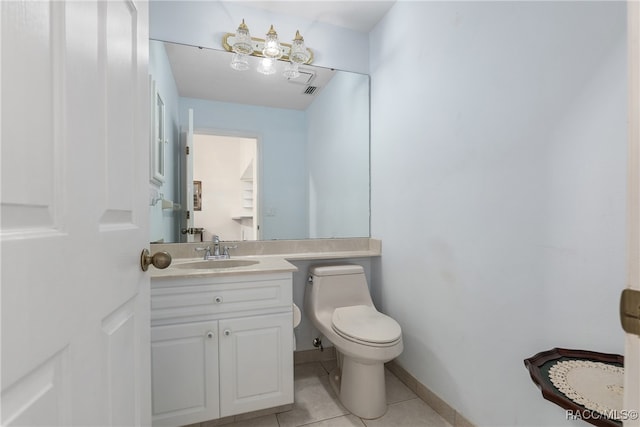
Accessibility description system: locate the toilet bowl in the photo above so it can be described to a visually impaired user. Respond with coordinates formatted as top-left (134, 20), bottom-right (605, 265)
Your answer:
top-left (304, 265), bottom-right (403, 419)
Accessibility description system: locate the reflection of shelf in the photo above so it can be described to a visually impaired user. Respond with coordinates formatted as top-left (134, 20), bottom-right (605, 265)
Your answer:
top-left (241, 181), bottom-right (253, 208)
top-left (240, 160), bottom-right (253, 181)
top-left (161, 199), bottom-right (181, 210)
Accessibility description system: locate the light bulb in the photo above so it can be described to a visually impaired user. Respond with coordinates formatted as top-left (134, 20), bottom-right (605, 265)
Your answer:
top-left (262, 25), bottom-right (283, 59)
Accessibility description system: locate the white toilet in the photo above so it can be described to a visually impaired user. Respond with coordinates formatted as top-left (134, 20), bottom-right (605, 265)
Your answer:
top-left (304, 264), bottom-right (403, 419)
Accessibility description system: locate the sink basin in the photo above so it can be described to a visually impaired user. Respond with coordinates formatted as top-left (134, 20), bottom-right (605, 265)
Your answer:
top-left (173, 259), bottom-right (259, 269)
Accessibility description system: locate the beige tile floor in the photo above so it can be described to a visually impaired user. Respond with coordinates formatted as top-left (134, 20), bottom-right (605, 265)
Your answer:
top-left (206, 360), bottom-right (453, 427)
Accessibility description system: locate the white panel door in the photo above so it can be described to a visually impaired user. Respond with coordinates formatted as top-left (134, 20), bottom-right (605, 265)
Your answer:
top-left (218, 313), bottom-right (294, 417)
top-left (626, 2), bottom-right (640, 425)
top-left (1, 1), bottom-right (150, 425)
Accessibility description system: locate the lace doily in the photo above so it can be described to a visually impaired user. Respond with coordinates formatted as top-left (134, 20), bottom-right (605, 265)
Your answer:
top-left (548, 360), bottom-right (624, 417)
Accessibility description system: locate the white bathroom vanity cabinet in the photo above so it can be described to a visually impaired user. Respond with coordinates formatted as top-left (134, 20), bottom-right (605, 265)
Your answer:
top-left (150, 272), bottom-right (294, 427)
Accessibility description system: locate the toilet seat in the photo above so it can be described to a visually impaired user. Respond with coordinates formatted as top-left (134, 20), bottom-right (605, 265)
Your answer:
top-left (332, 305), bottom-right (402, 345)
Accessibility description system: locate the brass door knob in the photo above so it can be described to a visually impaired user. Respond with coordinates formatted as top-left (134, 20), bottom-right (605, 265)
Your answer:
top-left (140, 249), bottom-right (172, 271)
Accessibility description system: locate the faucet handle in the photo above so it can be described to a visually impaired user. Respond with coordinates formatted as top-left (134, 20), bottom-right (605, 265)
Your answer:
top-left (211, 234), bottom-right (220, 244)
top-left (195, 246), bottom-right (212, 259)
top-left (222, 245), bottom-right (237, 256)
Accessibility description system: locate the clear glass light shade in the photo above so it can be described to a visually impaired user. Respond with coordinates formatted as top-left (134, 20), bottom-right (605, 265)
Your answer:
top-left (230, 53), bottom-right (250, 71)
top-left (232, 19), bottom-right (253, 55)
top-left (262, 25), bottom-right (283, 59)
top-left (257, 58), bottom-right (276, 75)
top-left (283, 62), bottom-right (300, 79)
top-left (289, 31), bottom-right (309, 64)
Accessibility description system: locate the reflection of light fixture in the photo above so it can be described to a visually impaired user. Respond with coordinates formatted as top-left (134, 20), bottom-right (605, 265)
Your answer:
top-left (229, 20), bottom-right (252, 71)
top-left (222, 20), bottom-right (314, 75)
top-left (283, 31), bottom-right (308, 79)
top-left (283, 62), bottom-right (300, 79)
top-left (257, 57), bottom-right (276, 75)
top-left (230, 53), bottom-right (250, 71)
top-left (263, 25), bottom-right (283, 59)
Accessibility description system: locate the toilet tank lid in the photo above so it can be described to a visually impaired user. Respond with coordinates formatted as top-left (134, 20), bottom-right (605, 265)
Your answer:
top-left (311, 265), bottom-right (364, 276)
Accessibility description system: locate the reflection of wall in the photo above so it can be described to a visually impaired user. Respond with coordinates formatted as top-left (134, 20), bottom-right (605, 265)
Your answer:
top-left (193, 134), bottom-right (255, 241)
top-left (307, 72), bottom-right (370, 238)
top-left (180, 98), bottom-right (309, 240)
top-left (149, 41), bottom-right (180, 243)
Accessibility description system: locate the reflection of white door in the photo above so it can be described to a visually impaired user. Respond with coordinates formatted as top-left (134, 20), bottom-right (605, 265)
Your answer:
top-left (182, 109), bottom-right (195, 242)
top-left (192, 134), bottom-right (259, 241)
top-left (1, 1), bottom-right (150, 425)
top-left (626, 2), bottom-right (640, 424)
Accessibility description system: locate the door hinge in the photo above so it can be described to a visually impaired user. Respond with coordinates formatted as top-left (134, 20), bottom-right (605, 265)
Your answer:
top-left (185, 146), bottom-right (190, 155)
top-left (186, 211), bottom-right (190, 220)
top-left (620, 289), bottom-right (640, 336)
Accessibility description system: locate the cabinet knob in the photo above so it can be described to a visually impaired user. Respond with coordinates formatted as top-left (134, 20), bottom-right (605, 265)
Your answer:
top-left (214, 296), bottom-right (223, 304)
top-left (206, 331), bottom-right (214, 339)
top-left (223, 329), bottom-right (231, 336)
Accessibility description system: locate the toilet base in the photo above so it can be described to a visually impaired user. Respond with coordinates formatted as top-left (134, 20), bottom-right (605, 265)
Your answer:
top-left (328, 355), bottom-right (387, 419)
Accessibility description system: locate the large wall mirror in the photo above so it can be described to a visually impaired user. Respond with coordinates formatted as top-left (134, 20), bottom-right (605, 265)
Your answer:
top-left (149, 40), bottom-right (370, 243)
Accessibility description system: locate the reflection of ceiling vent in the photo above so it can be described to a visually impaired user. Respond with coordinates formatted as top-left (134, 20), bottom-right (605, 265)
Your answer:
top-left (286, 68), bottom-right (315, 85)
top-left (303, 86), bottom-right (318, 95)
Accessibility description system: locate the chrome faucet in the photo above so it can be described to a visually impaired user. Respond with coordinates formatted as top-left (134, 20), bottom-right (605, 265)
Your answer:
top-left (211, 235), bottom-right (221, 256)
top-left (197, 235), bottom-right (235, 260)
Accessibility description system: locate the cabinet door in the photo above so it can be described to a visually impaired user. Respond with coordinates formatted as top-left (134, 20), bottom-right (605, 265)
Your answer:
top-left (151, 322), bottom-right (219, 426)
top-left (219, 313), bottom-right (294, 417)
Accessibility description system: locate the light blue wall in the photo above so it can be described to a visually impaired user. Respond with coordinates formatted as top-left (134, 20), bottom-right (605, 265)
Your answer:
top-left (149, 40), bottom-right (181, 243)
top-left (179, 98), bottom-right (308, 240)
top-left (369, 2), bottom-right (627, 426)
top-left (149, 0), bottom-right (369, 74)
top-left (307, 71), bottom-right (370, 238)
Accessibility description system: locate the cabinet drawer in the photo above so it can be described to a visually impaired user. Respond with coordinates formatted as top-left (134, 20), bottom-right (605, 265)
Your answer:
top-left (151, 278), bottom-right (292, 322)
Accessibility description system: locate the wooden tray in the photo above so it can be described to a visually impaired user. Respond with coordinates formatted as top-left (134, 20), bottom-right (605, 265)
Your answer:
top-left (524, 348), bottom-right (624, 427)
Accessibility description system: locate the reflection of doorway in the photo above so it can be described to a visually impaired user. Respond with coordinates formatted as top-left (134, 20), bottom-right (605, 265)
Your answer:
top-left (193, 134), bottom-right (258, 241)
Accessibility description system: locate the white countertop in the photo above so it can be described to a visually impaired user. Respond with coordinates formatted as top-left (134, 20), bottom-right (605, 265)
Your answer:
top-left (149, 238), bottom-right (381, 279)
top-left (150, 255), bottom-right (298, 279)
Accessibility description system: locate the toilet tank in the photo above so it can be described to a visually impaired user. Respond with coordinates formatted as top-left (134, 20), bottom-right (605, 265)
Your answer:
top-left (307, 265), bottom-right (374, 312)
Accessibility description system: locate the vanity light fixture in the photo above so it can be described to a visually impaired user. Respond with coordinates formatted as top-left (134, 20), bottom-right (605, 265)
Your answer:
top-left (232, 19), bottom-right (253, 55)
top-left (289, 30), bottom-right (310, 64)
top-left (282, 31), bottom-right (309, 79)
top-left (223, 20), bottom-right (314, 75)
top-left (262, 25), bottom-right (283, 59)
top-left (230, 19), bottom-right (252, 71)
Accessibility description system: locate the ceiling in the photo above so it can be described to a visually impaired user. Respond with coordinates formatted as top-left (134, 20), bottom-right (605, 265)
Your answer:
top-left (162, 41), bottom-right (338, 110)
top-left (239, 1), bottom-right (396, 33)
